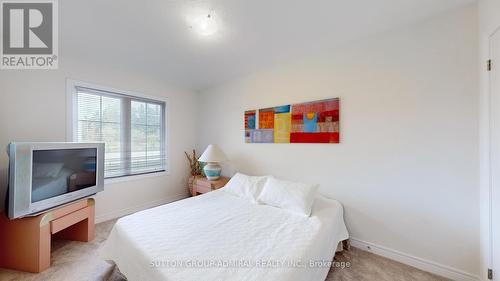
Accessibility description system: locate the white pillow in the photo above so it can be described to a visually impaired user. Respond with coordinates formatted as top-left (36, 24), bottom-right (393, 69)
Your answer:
top-left (257, 176), bottom-right (319, 216)
top-left (33, 163), bottom-right (64, 178)
top-left (222, 173), bottom-right (268, 203)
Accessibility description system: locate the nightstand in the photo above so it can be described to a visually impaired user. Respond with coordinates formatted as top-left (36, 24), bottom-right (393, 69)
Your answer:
top-left (191, 175), bottom-right (230, 196)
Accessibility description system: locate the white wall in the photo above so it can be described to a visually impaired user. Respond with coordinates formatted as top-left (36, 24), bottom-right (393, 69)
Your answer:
top-left (198, 5), bottom-right (479, 278)
top-left (479, 0), bottom-right (500, 280)
top-left (0, 56), bottom-right (196, 222)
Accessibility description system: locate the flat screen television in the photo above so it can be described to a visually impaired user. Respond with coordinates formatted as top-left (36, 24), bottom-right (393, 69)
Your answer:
top-left (7, 142), bottom-right (104, 219)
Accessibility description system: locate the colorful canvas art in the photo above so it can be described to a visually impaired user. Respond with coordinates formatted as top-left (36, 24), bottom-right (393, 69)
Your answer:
top-left (244, 110), bottom-right (256, 143)
top-left (244, 98), bottom-right (340, 143)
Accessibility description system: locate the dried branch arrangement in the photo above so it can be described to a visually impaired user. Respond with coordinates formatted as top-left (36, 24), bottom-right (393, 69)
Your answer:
top-left (184, 149), bottom-right (202, 176)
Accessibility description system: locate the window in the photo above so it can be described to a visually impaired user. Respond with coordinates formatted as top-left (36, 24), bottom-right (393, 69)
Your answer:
top-left (68, 81), bottom-right (167, 178)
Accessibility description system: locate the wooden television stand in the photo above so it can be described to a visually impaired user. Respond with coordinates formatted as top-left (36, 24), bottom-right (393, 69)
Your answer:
top-left (0, 198), bottom-right (95, 273)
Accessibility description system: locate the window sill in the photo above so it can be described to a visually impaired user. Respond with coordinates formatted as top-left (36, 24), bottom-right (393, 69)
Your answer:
top-left (104, 170), bottom-right (169, 185)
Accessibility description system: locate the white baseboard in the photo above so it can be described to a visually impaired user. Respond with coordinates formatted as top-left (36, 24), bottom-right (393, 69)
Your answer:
top-left (350, 238), bottom-right (479, 281)
top-left (95, 193), bottom-right (188, 223)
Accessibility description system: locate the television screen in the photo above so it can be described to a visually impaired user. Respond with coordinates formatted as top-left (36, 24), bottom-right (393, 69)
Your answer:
top-left (31, 148), bottom-right (97, 203)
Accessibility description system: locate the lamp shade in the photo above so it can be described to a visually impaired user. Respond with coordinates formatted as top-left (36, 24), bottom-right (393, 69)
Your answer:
top-left (198, 144), bottom-right (227, 163)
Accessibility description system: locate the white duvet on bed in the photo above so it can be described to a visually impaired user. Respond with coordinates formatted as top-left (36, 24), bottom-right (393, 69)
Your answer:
top-left (100, 190), bottom-right (348, 281)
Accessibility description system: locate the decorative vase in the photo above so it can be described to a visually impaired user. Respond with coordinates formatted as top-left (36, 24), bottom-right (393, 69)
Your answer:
top-left (203, 162), bottom-right (221, 180)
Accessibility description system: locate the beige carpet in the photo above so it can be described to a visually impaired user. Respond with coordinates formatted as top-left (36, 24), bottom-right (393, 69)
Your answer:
top-left (0, 219), bottom-right (449, 281)
top-left (328, 247), bottom-right (449, 281)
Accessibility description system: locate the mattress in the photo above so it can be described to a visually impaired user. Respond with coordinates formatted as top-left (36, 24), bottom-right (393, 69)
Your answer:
top-left (100, 190), bottom-right (349, 281)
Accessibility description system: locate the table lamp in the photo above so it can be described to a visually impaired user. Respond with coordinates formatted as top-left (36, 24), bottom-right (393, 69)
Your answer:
top-left (198, 144), bottom-right (227, 180)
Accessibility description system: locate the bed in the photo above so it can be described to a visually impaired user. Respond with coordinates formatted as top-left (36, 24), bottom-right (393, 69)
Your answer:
top-left (100, 189), bottom-right (349, 281)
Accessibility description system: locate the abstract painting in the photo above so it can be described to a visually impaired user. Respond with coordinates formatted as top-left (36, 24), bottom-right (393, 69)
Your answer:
top-left (244, 98), bottom-right (340, 143)
top-left (244, 110), bottom-right (257, 142)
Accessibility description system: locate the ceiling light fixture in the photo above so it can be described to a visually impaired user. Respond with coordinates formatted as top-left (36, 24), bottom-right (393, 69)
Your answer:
top-left (189, 12), bottom-right (219, 37)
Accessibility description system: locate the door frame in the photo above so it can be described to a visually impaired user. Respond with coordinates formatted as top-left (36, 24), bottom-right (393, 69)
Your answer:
top-left (489, 25), bottom-right (500, 281)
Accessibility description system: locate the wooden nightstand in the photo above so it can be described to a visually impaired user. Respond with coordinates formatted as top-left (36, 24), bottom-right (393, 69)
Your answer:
top-left (191, 175), bottom-right (230, 196)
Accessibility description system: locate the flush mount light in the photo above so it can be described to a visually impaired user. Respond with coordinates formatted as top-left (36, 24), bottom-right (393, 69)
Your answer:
top-left (188, 12), bottom-right (219, 37)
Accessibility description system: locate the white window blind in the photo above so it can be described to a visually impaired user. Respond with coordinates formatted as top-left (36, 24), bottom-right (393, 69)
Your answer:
top-left (74, 86), bottom-right (166, 178)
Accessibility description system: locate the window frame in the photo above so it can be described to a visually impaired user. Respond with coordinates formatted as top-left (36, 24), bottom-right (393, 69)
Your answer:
top-left (66, 79), bottom-right (170, 183)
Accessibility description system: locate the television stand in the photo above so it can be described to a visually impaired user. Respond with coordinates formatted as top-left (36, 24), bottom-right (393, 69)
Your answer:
top-left (0, 198), bottom-right (95, 273)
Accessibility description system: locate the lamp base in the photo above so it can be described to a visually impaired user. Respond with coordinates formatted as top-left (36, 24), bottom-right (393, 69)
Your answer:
top-left (203, 162), bottom-right (222, 180)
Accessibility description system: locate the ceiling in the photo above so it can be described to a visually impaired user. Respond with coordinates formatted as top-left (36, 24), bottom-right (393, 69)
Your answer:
top-left (60, 0), bottom-right (476, 91)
